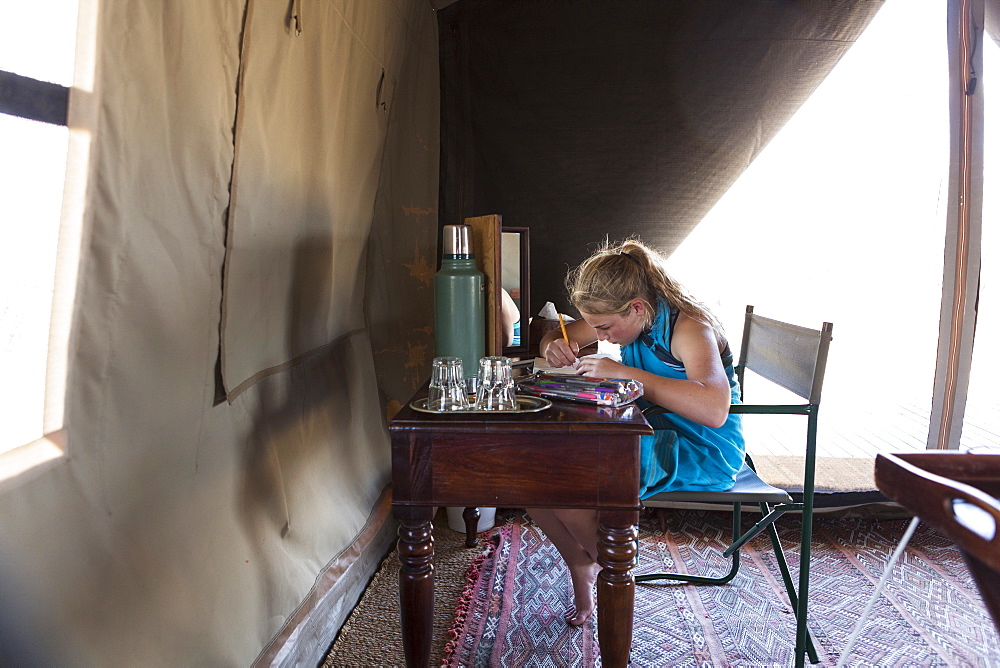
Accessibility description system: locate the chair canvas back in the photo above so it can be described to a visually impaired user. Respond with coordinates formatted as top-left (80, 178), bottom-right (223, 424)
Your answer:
top-left (739, 311), bottom-right (833, 405)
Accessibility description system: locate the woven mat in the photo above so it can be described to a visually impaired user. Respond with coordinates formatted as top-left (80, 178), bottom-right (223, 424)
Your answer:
top-left (443, 510), bottom-right (998, 667)
top-left (323, 508), bottom-right (484, 667)
top-left (753, 455), bottom-right (876, 493)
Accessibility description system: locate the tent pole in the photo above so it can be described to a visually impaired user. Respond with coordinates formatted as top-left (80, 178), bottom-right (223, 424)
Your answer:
top-left (929, 0), bottom-right (984, 451)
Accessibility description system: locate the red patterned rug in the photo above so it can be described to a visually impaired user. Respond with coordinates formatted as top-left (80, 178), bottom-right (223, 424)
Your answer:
top-left (442, 510), bottom-right (999, 667)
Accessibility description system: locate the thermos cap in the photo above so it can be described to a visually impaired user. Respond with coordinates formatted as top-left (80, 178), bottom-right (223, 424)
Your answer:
top-left (442, 224), bottom-right (472, 256)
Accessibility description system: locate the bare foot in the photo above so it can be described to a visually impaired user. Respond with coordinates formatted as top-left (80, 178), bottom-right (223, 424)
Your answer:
top-left (564, 561), bottom-right (601, 626)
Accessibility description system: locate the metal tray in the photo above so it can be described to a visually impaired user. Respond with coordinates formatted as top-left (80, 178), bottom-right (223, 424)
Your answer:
top-left (410, 394), bottom-right (552, 415)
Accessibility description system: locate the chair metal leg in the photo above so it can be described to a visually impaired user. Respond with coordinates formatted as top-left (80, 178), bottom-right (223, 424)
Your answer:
top-left (795, 504), bottom-right (819, 665)
top-left (763, 513), bottom-right (820, 664)
top-left (635, 503), bottom-right (743, 586)
top-left (795, 411), bottom-right (821, 667)
top-left (739, 452), bottom-right (817, 663)
top-left (636, 502), bottom-right (820, 664)
top-left (722, 503), bottom-right (795, 557)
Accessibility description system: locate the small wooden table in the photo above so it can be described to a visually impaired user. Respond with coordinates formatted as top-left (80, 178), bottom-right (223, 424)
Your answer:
top-left (390, 389), bottom-right (652, 667)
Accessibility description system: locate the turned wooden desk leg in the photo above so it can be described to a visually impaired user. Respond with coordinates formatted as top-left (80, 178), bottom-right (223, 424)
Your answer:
top-left (397, 509), bottom-right (434, 667)
top-left (597, 511), bottom-right (639, 668)
top-left (462, 506), bottom-right (480, 547)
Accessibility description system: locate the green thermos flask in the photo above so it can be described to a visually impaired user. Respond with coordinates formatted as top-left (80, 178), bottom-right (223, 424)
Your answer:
top-left (434, 224), bottom-right (485, 390)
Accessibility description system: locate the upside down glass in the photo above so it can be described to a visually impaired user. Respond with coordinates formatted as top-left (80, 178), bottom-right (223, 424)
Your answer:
top-left (474, 356), bottom-right (517, 410)
top-left (427, 357), bottom-right (470, 411)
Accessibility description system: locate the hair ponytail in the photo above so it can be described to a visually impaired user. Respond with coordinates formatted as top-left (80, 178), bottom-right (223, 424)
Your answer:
top-left (566, 237), bottom-right (725, 341)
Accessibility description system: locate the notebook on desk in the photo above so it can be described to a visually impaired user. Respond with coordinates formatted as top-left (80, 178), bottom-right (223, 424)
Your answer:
top-left (532, 357), bottom-right (579, 375)
top-left (532, 353), bottom-right (618, 375)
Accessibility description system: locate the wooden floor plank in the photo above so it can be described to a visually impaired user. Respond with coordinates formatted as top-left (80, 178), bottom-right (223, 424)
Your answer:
top-left (746, 399), bottom-right (970, 459)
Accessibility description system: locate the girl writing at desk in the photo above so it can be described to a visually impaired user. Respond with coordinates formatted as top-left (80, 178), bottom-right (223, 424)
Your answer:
top-left (528, 238), bottom-right (745, 626)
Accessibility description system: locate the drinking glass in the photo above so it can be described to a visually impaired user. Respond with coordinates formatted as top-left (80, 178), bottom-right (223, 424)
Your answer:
top-left (427, 357), bottom-right (470, 411)
top-left (474, 356), bottom-right (517, 410)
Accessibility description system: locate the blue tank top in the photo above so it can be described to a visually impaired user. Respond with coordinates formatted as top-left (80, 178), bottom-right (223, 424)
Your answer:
top-left (621, 300), bottom-right (745, 498)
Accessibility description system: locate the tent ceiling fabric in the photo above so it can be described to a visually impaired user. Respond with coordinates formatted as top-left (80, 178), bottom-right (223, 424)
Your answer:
top-left (438, 0), bottom-right (885, 314)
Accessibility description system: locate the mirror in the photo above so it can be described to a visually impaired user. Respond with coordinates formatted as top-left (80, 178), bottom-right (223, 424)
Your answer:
top-left (462, 214), bottom-right (530, 359)
top-left (501, 227), bottom-right (530, 357)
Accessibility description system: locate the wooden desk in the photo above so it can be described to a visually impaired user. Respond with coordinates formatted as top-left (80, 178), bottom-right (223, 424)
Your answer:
top-left (390, 391), bottom-right (652, 667)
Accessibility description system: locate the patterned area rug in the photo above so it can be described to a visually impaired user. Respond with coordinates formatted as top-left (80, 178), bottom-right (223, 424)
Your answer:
top-left (444, 518), bottom-right (599, 667)
top-left (443, 510), bottom-right (999, 667)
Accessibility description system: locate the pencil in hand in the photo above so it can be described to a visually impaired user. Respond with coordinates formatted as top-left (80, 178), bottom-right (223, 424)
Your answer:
top-left (556, 313), bottom-right (580, 366)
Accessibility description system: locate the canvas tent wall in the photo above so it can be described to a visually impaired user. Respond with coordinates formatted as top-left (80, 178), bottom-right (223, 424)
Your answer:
top-left (0, 1), bottom-right (996, 667)
top-left (1, 1), bottom-right (439, 666)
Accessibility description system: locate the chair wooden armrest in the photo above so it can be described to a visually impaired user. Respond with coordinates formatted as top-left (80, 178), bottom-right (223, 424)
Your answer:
top-left (874, 452), bottom-right (1000, 632)
top-left (875, 453), bottom-right (1000, 570)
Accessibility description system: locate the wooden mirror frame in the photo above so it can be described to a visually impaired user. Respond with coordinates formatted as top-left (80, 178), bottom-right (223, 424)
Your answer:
top-left (464, 215), bottom-right (531, 359)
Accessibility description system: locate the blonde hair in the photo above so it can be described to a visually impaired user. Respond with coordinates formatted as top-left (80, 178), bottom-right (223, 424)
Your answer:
top-left (565, 238), bottom-right (725, 340)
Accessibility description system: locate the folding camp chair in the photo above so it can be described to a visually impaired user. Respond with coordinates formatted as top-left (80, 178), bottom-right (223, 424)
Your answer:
top-left (636, 305), bottom-right (833, 667)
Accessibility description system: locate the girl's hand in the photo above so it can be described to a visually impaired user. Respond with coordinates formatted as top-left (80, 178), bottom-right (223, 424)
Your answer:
top-left (544, 338), bottom-right (580, 368)
top-left (576, 356), bottom-right (627, 379)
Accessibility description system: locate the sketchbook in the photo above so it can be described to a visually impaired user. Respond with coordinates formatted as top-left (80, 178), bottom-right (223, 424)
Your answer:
top-left (531, 352), bottom-right (618, 375)
top-left (532, 357), bottom-right (580, 374)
